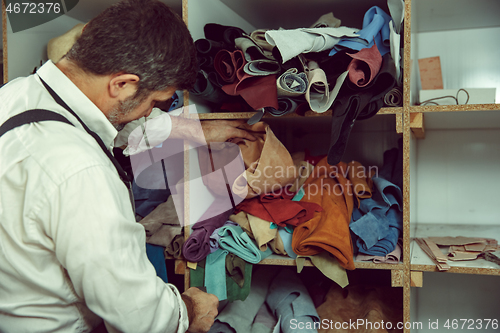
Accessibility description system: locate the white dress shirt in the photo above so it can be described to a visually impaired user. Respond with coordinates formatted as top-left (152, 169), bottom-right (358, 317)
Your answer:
top-left (0, 61), bottom-right (188, 333)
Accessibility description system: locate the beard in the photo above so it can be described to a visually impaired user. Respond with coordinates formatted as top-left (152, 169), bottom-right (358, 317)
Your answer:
top-left (107, 96), bottom-right (143, 131)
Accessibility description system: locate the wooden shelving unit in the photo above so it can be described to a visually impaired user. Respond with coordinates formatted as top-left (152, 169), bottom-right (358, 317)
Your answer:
top-left (3, 0), bottom-right (500, 331)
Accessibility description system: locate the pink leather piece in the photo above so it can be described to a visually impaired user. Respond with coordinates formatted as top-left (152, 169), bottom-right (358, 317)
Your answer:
top-left (347, 43), bottom-right (383, 87)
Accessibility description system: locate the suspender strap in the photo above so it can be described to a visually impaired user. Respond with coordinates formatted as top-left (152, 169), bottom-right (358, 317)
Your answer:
top-left (0, 109), bottom-right (74, 138)
top-left (38, 77), bottom-right (132, 188)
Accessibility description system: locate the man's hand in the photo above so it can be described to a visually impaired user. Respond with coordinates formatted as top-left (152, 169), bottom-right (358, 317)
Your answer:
top-left (181, 287), bottom-right (219, 333)
top-left (200, 120), bottom-right (257, 143)
top-left (169, 117), bottom-right (256, 145)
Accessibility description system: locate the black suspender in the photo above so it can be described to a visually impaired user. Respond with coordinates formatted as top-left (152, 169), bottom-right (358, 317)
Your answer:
top-left (0, 109), bottom-right (74, 137)
top-left (0, 78), bottom-right (134, 201)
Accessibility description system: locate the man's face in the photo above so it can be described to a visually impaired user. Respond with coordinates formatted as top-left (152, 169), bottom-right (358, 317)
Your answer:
top-left (108, 87), bottom-right (177, 131)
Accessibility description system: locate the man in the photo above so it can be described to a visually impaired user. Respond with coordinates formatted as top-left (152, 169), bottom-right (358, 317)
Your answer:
top-left (0, 0), bottom-right (255, 332)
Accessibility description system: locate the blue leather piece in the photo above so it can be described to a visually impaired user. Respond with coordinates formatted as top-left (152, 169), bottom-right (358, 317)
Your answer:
top-left (329, 6), bottom-right (392, 56)
top-left (266, 268), bottom-right (320, 333)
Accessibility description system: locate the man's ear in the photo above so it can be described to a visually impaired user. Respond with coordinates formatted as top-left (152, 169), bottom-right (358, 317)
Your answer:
top-left (108, 74), bottom-right (140, 99)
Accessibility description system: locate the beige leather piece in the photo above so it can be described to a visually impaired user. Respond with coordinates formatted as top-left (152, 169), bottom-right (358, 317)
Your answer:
top-left (427, 236), bottom-right (486, 246)
top-left (296, 252), bottom-right (349, 288)
top-left (249, 29), bottom-right (274, 52)
top-left (448, 251), bottom-right (481, 261)
top-left (231, 122), bottom-right (301, 199)
top-left (415, 238), bottom-right (450, 271)
top-left (198, 122), bottom-right (302, 200)
top-left (423, 238), bottom-right (448, 263)
top-left (229, 211), bottom-right (286, 255)
top-left (139, 196), bottom-right (182, 248)
top-left (304, 60), bottom-right (348, 113)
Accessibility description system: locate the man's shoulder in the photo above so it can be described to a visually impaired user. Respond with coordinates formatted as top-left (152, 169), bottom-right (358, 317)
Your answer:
top-left (11, 120), bottom-right (115, 187)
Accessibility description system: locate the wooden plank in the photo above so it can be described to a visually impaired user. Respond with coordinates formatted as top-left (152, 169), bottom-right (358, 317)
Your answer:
top-left (410, 104), bottom-right (500, 112)
top-left (410, 271), bottom-right (423, 287)
top-left (396, 114), bottom-right (403, 134)
top-left (391, 269), bottom-right (404, 287)
top-left (410, 112), bottom-right (425, 139)
top-left (174, 260), bottom-right (186, 275)
top-left (191, 107), bottom-right (402, 120)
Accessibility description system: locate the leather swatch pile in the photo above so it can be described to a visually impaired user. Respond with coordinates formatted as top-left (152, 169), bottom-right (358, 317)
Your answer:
top-left (190, 5), bottom-right (403, 165)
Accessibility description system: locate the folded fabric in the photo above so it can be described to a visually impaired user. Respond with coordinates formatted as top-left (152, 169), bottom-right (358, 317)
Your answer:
top-left (204, 23), bottom-right (246, 50)
top-left (235, 35), bottom-right (274, 61)
top-left (191, 259), bottom-right (252, 304)
top-left (327, 53), bottom-right (397, 165)
top-left (138, 196), bottom-right (182, 248)
top-left (236, 192), bottom-right (323, 228)
top-left (243, 59), bottom-right (281, 76)
top-left (213, 48), bottom-right (279, 110)
top-left (132, 180), bottom-right (170, 218)
top-left (347, 43), bottom-right (383, 87)
top-left (197, 122), bottom-right (302, 200)
top-left (266, 267), bottom-right (320, 333)
top-left (231, 122), bottom-right (302, 198)
top-left (226, 253), bottom-right (247, 288)
top-left (296, 251), bottom-right (349, 288)
top-left (165, 234), bottom-right (184, 259)
top-left (205, 249), bottom-right (229, 301)
top-left (276, 68), bottom-right (309, 97)
top-left (250, 29), bottom-right (274, 52)
top-left (316, 283), bottom-right (403, 332)
top-left (190, 69), bottom-right (238, 104)
top-left (182, 202), bottom-right (234, 262)
top-left (356, 240), bottom-right (402, 263)
top-left (209, 266), bottom-right (279, 333)
top-left (350, 147), bottom-right (403, 257)
top-left (383, 86), bottom-right (403, 107)
top-left (214, 49), bottom-right (245, 84)
top-left (305, 60), bottom-right (348, 113)
top-left (292, 158), bottom-right (355, 270)
top-left (265, 26), bottom-right (359, 63)
top-left (247, 97), bottom-right (301, 125)
top-left (229, 211), bottom-right (286, 255)
top-left (218, 224), bottom-right (273, 264)
top-left (278, 226), bottom-right (296, 259)
top-left (195, 38), bottom-right (225, 56)
top-left (329, 6), bottom-right (392, 56)
top-left (310, 12), bottom-right (342, 28)
top-left (210, 221), bottom-right (238, 254)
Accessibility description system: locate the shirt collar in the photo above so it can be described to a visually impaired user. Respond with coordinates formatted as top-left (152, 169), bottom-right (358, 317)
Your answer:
top-left (35, 60), bottom-right (118, 149)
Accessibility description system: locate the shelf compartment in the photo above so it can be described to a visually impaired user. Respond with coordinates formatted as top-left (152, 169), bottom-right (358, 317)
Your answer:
top-left (409, 0), bottom-right (500, 106)
top-left (410, 223), bottom-right (500, 275)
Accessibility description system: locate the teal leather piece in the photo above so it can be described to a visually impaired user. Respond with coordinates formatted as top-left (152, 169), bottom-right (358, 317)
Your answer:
top-left (205, 249), bottom-right (229, 301)
top-left (218, 224), bottom-right (272, 264)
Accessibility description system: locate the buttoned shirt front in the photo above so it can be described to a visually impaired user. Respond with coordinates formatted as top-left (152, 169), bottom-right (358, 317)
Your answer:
top-left (0, 61), bottom-right (188, 333)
